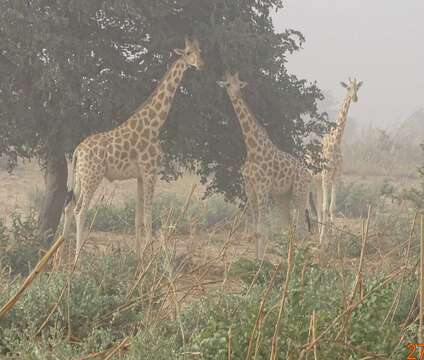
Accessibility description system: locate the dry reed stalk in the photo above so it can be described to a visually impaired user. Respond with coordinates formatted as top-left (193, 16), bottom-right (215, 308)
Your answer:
top-left (228, 256), bottom-right (267, 320)
top-left (125, 248), bottom-right (160, 301)
top-left (152, 227), bottom-right (235, 324)
top-left (305, 312), bottom-right (314, 360)
top-left (245, 262), bottom-right (282, 360)
top-left (400, 287), bottom-right (419, 330)
top-left (335, 206), bottom-right (371, 342)
top-left (77, 337), bottom-right (130, 360)
top-left (351, 206), bottom-right (371, 300)
top-left (145, 256), bottom-right (162, 325)
top-left (66, 275), bottom-right (72, 340)
top-left (104, 187), bottom-right (237, 349)
top-left (153, 185), bottom-right (197, 352)
top-left (0, 234), bottom-right (65, 320)
top-left (250, 303), bottom-right (281, 360)
top-left (419, 215), bottom-right (424, 343)
top-left (299, 267), bottom-right (403, 356)
top-left (300, 251), bottom-right (313, 291)
top-left (388, 335), bottom-right (406, 359)
top-left (253, 313), bottom-right (268, 359)
top-left (312, 310), bottom-right (317, 360)
top-left (97, 280), bottom-right (222, 328)
top-left (269, 231), bottom-right (295, 360)
top-left (0, 267), bottom-right (20, 298)
top-left (184, 230), bottom-right (235, 288)
top-left (319, 340), bottom-right (387, 359)
top-left (103, 336), bottom-right (130, 360)
top-left (335, 230), bottom-right (348, 335)
top-left (228, 326), bottom-right (233, 360)
top-left (149, 280), bottom-right (224, 329)
top-left (34, 194), bottom-right (106, 337)
top-left (383, 212), bottom-right (417, 325)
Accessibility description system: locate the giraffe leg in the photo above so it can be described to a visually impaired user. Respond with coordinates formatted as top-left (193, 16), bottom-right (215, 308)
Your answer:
top-left (256, 196), bottom-right (268, 259)
top-left (315, 183), bottom-right (323, 234)
top-left (60, 196), bottom-right (76, 263)
top-left (329, 182), bottom-right (337, 224)
top-left (62, 199), bottom-right (75, 241)
top-left (73, 176), bottom-right (102, 262)
top-left (320, 177), bottom-right (330, 244)
top-left (278, 193), bottom-right (291, 232)
top-left (291, 177), bottom-right (310, 240)
top-left (136, 177), bottom-right (145, 258)
top-left (256, 193), bottom-right (269, 259)
top-left (142, 169), bottom-right (157, 259)
top-left (75, 199), bottom-right (89, 261)
top-left (244, 179), bottom-right (258, 241)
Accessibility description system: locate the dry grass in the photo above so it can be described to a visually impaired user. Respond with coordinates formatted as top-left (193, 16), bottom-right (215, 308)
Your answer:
top-left (0, 161), bottom-right (415, 278)
top-left (0, 160), bottom-right (422, 358)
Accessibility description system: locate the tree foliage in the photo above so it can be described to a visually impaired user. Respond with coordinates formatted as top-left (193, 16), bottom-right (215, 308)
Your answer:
top-left (0, 0), bottom-right (328, 202)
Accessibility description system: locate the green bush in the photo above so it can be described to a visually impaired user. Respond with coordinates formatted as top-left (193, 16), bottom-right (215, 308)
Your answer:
top-left (0, 248), bottom-right (145, 358)
top-left (0, 211), bottom-right (415, 359)
top-left (0, 211), bottom-right (43, 276)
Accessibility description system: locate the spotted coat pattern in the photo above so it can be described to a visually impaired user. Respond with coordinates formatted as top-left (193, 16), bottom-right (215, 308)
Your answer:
top-left (62, 39), bottom-right (204, 260)
top-left (223, 75), bottom-right (312, 258)
top-left (317, 87), bottom-right (358, 243)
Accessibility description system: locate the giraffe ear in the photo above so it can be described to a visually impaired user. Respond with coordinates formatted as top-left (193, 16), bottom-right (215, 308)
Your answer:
top-left (239, 81), bottom-right (248, 88)
top-left (340, 82), bottom-right (348, 88)
top-left (357, 81), bottom-right (363, 89)
top-left (216, 81), bottom-right (227, 88)
top-left (174, 48), bottom-right (185, 56)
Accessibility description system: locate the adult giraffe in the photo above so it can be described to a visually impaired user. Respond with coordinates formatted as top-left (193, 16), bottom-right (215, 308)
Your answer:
top-left (317, 78), bottom-right (363, 243)
top-left (62, 37), bottom-right (205, 260)
top-left (218, 72), bottom-right (312, 258)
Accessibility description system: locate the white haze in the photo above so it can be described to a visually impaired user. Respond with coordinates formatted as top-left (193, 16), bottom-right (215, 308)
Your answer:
top-left (273, 0), bottom-right (424, 128)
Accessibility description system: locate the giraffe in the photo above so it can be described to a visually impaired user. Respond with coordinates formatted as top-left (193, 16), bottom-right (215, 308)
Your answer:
top-left (62, 37), bottom-right (205, 260)
top-left (318, 77), bottom-right (363, 243)
top-left (217, 72), bottom-right (312, 258)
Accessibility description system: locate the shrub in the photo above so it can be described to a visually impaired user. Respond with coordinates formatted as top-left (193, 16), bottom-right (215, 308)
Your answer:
top-left (0, 211), bottom-right (43, 276)
top-left (0, 210), bottom-right (415, 359)
top-left (0, 248), bottom-right (144, 358)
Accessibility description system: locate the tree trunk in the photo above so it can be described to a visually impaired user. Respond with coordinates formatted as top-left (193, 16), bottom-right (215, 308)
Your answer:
top-left (38, 151), bottom-right (68, 245)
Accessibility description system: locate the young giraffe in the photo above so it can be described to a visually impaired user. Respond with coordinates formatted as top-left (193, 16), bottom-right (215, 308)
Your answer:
top-left (62, 37), bottom-right (205, 260)
top-left (317, 78), bottom-right (363, 243)
top-left (217, 72), bottom-right (312, 258)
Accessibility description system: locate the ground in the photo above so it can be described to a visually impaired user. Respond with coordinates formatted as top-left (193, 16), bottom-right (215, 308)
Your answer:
top-left (0, 161), bottom-right (421, 358)
top-left (0, 161), bottom-right (417, 276)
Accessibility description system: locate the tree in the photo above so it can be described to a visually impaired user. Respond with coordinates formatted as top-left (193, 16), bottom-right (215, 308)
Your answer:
top-left (0, 0), bottom-right (329, 241)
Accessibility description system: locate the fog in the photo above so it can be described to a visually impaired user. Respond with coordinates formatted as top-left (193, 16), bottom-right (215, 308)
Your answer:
top-left (274, 0), bottom-right (424, 128)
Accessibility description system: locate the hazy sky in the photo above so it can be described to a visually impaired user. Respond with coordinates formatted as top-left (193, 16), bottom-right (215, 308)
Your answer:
top-left (273, 0), bottom-right (424, 128)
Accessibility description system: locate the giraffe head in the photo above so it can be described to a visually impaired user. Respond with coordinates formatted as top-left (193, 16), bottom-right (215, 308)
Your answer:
top-left (216, 71), bottom-right (247, 97)
top-left (340, 77), bottom-right (363, 102)
top-left (173, 37), bottom-right (205, 70)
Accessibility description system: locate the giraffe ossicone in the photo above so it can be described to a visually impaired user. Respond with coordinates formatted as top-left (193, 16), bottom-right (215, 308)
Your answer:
top-left (218, 71), bottom-right (312, 258)
top-left (62, 37), bottom-right (205, 261)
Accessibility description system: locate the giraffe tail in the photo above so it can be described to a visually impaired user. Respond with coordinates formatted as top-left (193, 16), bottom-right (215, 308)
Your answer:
top-left (305, 208), bottom-right (311, 233)
top-left (64, 150), bottom-right (78, 207)
top-left (309, 191), bottom-right (318, 218)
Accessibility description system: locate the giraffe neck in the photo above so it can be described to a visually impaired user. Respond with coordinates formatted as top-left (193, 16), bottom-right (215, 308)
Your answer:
top-left (227, 91), bottom-right (270, 154)
top-left (331, 94), bottom-right (352, 145)
top-left (126, 57), bottom-right (188, 131)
